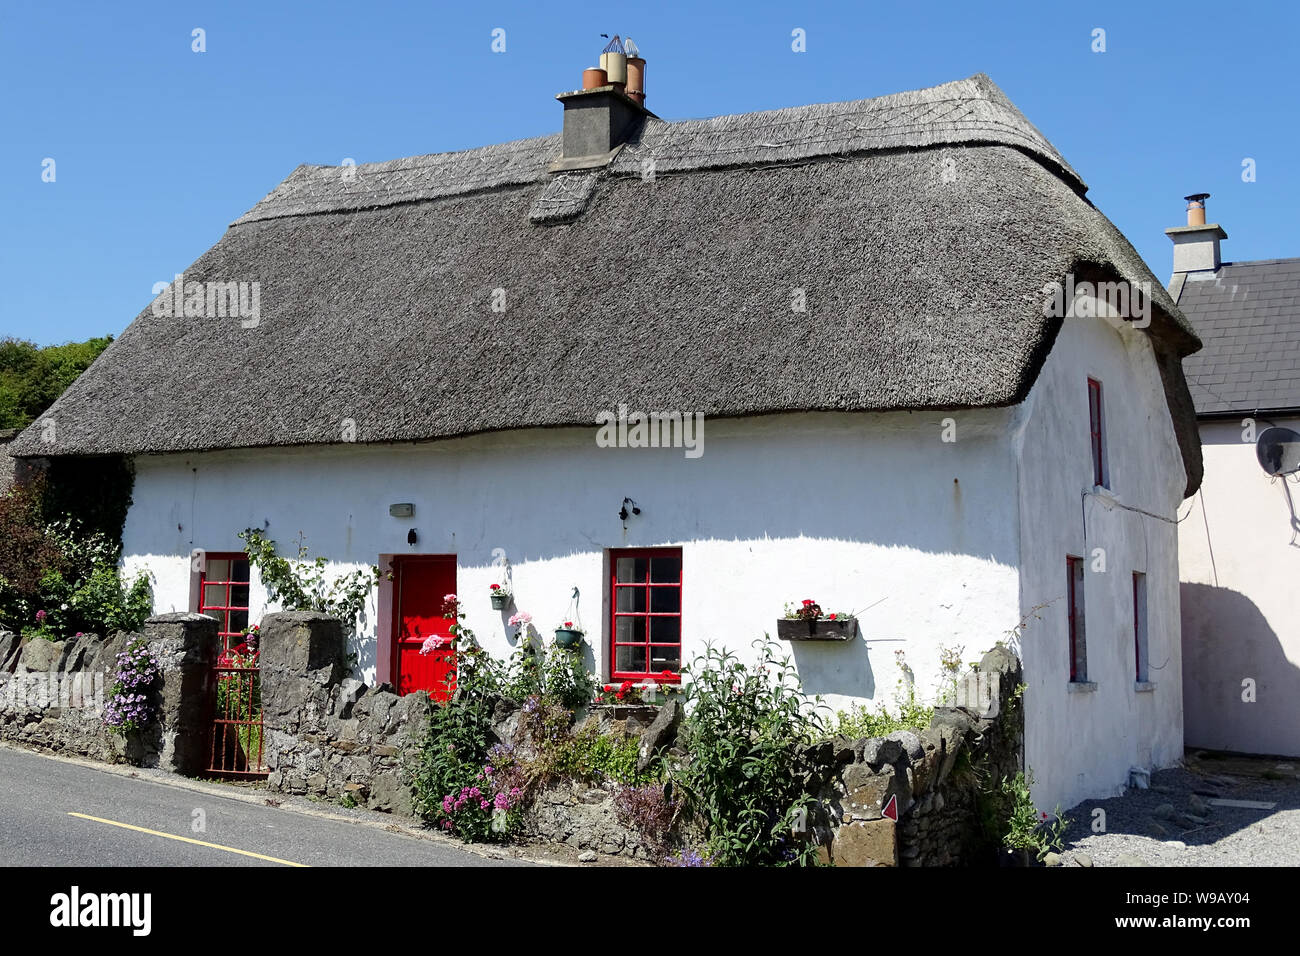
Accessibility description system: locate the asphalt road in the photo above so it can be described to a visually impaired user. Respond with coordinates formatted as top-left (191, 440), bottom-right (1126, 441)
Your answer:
top-left (0, 745), bottom-right (528, 867)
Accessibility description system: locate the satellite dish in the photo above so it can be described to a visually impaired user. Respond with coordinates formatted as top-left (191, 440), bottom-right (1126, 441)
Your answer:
top-left (1256, 426), bottom-right (1300, 476)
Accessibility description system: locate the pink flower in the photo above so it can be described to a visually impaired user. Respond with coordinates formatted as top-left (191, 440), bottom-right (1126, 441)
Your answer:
top-left (480, 799), bottom-right (490, 810)
top-left (444, 593), bottom-right (458, 602)
top-left (508, 611), bottom-right (532, 628)
top-left (35, 610), bottom-right (47, 623)
top-left (420, 635), bottom-right (451, 655)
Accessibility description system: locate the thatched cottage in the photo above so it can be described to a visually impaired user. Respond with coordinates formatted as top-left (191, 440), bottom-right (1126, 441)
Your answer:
top-left (9, 66), bottom-right (1203, 811)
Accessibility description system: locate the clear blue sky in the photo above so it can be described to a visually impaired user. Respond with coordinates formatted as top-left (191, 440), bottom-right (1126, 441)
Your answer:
top-left (2, 0), bottom-right (1297, 346)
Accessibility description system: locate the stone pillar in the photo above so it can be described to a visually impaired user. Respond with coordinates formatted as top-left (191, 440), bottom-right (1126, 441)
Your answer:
top-left (145, 612), bottom-right (219, 775)
top-left (259, 612), bottom-right (346, 736)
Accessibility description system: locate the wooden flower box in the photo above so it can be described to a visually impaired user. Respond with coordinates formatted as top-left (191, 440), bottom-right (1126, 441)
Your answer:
top-left (776, 617), bottom-right (857, 642)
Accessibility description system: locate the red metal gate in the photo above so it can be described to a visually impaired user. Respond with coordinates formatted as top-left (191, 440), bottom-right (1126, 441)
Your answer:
top-left (207, 634), bottom-right (266, 777)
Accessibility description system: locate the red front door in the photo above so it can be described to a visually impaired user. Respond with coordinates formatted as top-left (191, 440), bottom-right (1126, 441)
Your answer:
top-left (392, 555), bottom-right (456, 701)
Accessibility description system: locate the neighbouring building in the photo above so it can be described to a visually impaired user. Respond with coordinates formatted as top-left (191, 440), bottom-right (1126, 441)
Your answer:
top-left (1172, 194), bottom-right (1300, 758)
top-left (7, 53), bottom-right (1204, 811)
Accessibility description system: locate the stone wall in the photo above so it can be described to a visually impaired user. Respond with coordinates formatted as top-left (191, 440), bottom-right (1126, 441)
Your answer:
top-left (0, 613), bottom-right (218, 772)
top-left (259, 611), bottom-right (430, 814)
top-left (209, 612), bottom-right (1026, 868)
top-left (815, 645), bottom-right (1025, 866)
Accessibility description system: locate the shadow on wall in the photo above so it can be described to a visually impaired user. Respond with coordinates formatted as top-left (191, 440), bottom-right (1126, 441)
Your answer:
top-left (1181, 582), bottom-right (1300, 758)
top-left (785, 631), bottom-right (877, 701)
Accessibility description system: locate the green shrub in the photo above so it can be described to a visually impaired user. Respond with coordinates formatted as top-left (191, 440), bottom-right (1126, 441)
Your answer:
top-left (0, 478), bottom-right (152, 638)
top-left (409, 646), bottom-right (520, 841)
top-left (673, 640), bottom-right (826, 867)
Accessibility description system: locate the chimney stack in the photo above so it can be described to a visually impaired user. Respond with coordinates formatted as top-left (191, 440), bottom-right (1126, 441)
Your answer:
top-left (555, 36), bottom-right (655, 167)
top-left (1166, 192), bottom-right (1227, 278)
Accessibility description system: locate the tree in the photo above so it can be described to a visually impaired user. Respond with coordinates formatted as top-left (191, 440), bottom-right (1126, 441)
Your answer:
top-left (0, 335), bottom-right (113, 430)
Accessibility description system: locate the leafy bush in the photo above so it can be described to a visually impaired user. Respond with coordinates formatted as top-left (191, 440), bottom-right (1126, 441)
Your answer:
top-left (541, 644), bottom-right (597, 711)
top-left (0, 479), bottom-right (152, 638)
top-left (1000, 771), bottom-right (1070, 862)
top-left (673, 640), bottom-right (826, 867)
top-left (409, 646), bottom-right (517, 841)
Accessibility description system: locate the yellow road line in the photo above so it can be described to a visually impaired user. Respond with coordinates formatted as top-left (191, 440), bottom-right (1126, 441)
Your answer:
top-left (68, 812), bottom-right (307, 867)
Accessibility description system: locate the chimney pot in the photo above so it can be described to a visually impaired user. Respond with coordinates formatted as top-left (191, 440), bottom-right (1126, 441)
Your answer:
top-left (1185, 192), bottom-right (1210, 227)
top-left (582, 67), bottom-right (607, 90)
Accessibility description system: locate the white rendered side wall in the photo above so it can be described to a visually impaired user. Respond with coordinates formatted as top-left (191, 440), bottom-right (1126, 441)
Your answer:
top-left (121, 410), bottom-right (1022, 715)
top-left (1015, 308), bottom-right (1187, 812)
top-left (1179, 416), bottom-right (1300, 757)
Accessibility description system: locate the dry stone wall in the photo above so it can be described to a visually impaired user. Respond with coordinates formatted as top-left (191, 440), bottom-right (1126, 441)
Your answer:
top-left (0, 613), bottom-right (218, 772)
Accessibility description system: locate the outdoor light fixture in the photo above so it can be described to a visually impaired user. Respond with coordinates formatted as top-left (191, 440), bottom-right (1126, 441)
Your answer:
top-left (619, 497), bottom-right (641, 521)
top-left (407, 529), bottom-right (418, 546)
top-left (390, 503), bottom-right (415, 518)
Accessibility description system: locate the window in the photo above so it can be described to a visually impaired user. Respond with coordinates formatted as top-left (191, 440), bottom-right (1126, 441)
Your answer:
top-left (1087, 377), bottom-right (1108, 488)
top-left (1133, 572), bottom-right (1148, 682)
top-left (1066, 555), bottom-right (1087, 682)
top-left (610, 548), bottom-right (682, 681)
top-left (199, 553), bottom-right (251, 652)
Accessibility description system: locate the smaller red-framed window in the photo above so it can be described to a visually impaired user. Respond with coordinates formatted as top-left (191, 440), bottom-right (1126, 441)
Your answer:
top-left (1133, 571), bottom-right (1148, 682)
top-left (198, 553), bottom-right (251, 652)
top-left (1088, 378), bottom-right (1108, 489)
top-left (1066, 555), bottom-right (1087, 682)
top-left (610, 548), bottom-right (682, 682)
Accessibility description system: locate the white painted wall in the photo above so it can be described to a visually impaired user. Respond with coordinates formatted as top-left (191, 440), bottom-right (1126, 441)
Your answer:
top-left (1014, 308), bottom-right (1187, 812)
top-left (1179, 416), bottom-right (1300, 757)
top-left (121, 410), bottom-right (1022, 717)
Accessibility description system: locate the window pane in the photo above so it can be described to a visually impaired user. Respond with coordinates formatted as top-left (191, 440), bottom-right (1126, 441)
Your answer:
top-left (650, 645), bottom-right (681, 671)
top-left (616, 645), bottom-right (646, 674)
top-left (615, 557), bottom-right (647, 583)
top-left (650, 587), bottom-right (680, 613)
top-left (616, 587), bottom-right (646, 613)
top-left (650, 616), bottom-right (680, 645)
top-left (650, 554), bottom-right (681, 583)
top-left (229, 610), bottom-right (249, 635)
top-left (202, 584), bottom-right (227, 609)
top-left (230, 585), bottom-right (250, 608)
top-left (615, 616), bottom-right (643, 644)
top-left (232, 559), bottom-right (250, 583)
top-left (206, 559), bottom-right (230, 583)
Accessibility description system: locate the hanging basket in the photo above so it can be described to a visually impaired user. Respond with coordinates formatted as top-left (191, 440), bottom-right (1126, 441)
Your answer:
top-left (490, 591), bottom-right (510, 610)
top-left (554, 627), bottom-right (584, 648)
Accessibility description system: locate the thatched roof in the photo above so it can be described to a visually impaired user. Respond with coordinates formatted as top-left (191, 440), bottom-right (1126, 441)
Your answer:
top-left (11, 74), bottom-right (1202, 493)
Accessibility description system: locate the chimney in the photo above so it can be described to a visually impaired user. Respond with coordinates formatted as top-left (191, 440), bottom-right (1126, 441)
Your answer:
top-left (1165, 192), bottom-right (1227, 277)
top-left (555, 36), bottom-right (655, 168)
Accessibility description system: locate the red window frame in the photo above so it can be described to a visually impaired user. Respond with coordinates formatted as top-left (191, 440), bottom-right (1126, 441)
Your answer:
top-left (198, 552), bottom-right (251, 653)
top-left (1088, 377), bottom-right (1107, 488)
top-left (1066, 555), bottom-right (1084, 682)
top-left (610, 548), bottom-right (682, 682)
top-left (1133, 571), bottom-right (1147, 682)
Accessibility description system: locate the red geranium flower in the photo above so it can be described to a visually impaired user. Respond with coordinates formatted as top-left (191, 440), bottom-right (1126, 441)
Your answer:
top-left (828, 613), bottom-right (837, 621)
top-left (490, 583), bottom-right (500, 591)
top-left (563, 621), bottom-right (573, 628)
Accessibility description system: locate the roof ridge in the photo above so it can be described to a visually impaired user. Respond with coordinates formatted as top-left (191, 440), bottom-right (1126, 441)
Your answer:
top-left (232, 73), bottom-right (1083, 226)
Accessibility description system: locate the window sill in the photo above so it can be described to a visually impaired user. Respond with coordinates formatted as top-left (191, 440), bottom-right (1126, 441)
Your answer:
top-left (1135, 681), bottom-right (1156, 693)
top-left (1067, 681), bottom-right (1098, 694)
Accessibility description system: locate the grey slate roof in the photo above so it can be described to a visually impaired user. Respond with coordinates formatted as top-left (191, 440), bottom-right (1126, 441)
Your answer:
top-left (1177, 258), bottom-right (1300, 416)
top-left (9, 73), bottom-right (1203, 493)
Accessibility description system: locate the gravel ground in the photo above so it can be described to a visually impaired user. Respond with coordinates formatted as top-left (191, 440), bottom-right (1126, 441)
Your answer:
top-left (1056, 754), bottom-right (1300, 867)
